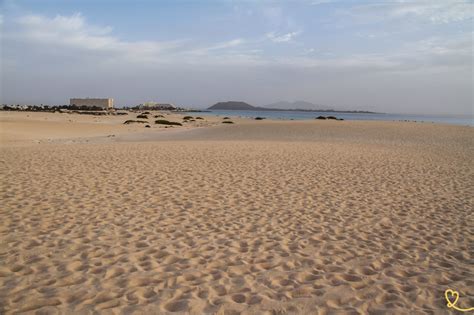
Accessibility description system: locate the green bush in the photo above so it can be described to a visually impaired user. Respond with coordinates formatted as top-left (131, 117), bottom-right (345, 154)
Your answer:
top-left (124, 120), bottom-right (148, 124)
top-left (155, 120), bottom-right (182, 126)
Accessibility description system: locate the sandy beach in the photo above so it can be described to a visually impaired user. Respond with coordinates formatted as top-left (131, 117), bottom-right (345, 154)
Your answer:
top-left (1, 111), bottom-right (473, 314)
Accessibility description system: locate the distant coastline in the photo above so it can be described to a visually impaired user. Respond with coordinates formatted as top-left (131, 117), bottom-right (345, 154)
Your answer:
top-left (207, 101), bottom-right (379, 114)
top-left (186, 109), bottom-right (378, 114)
top-left (239, 108), bottom-right (378, 114)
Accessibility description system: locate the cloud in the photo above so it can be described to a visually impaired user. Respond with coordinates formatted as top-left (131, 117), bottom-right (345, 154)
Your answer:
top-left (266, 31), bottom-right (301, 43)
top-left (204, 39), bottom-right (245, 51)
top-left (310, 0), bottom-right (334, 5)
top-left (6, 12), bottom-right (471, 71)
top-left (294, 31), bottom-right (470, 72)
top-left (346, 0), bottom-right (473, 25)
top-left (185, 38), bottom-right (258, 63)
top-left (356, 31), bottom-right (392, 39)
top-left (5, 12), bottom-right (471, 71)
top-left (6, 13), bottom-right (261, 67)
top-left (388, 0), bottom-right (473, 24)
top-left (11, 13), bottom-right (183, 63)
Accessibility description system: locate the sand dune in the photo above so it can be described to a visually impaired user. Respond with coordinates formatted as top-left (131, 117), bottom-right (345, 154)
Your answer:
top-left (0, 113), bottom-right (473, 314)
top-left (0, 111), bottom-right (222, 145)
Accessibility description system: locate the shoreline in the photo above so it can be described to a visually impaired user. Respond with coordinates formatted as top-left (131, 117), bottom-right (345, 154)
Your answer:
top-left (1, 111), bottom-right (472, 147)
top-left (182, 110), bottom-right (473, 127)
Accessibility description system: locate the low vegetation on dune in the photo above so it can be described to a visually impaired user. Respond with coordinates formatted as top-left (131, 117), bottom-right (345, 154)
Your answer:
top-left (123, 120), bottom-right (148, 124)
top-left (222, 121), bottom-right (234, 124)
top-left (223, 117), bottom-right (230, 120)
top-left (155, 119), bottom-right (182, 126)
top-left (315, 115), bottom-right (344, 121)
top-left (255, 117), bottom-right (265, 120)
top-left (183, 116), bottom-right (196, 122)
top-left (154, 114), bottom-right (165, 118)
top-left (196, 117), bottom-right (204, 120)
top-left (136, 114), bottom-right (148, 119)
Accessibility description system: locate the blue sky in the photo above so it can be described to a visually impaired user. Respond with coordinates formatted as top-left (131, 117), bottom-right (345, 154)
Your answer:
top-left (1, 0), bottom-right (473, 115)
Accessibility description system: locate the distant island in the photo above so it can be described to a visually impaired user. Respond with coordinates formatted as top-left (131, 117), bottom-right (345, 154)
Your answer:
top-left (207, 101), bottom-right (378, 114)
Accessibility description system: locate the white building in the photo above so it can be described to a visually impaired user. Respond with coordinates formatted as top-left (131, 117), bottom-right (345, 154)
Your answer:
top-left (140, 102), bottom-right (176, 110)
top-left (70, 98), bottom-right (114, 109)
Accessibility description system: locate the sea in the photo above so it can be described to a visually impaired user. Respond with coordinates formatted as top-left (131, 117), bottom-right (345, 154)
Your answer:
top-left (184, 110), bottom-right (473, 126)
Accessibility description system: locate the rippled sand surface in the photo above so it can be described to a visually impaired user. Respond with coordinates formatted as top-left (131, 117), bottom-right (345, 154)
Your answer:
top-left (1, 115), bottom-right (473, 314)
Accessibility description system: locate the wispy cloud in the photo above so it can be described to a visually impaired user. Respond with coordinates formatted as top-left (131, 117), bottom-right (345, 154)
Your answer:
top-left (6, 12), bottom-right (471, 71)
top-left (185, 38), bottom-right (255, 62)
top-left (203, 39), bottom-right (245, 51)
top-left (266, 31), bottom-right (301, 43)
top-left (388, 0), bottom-right (473, 24)
top-left (310, 0), bottom-right (334, 5)
top-left (12, 13), bottom-right (183, 63)
top-left (6, 13), bottom-right (266, 67)
top-left (355, 31), bottom-right (392, 39)
top-left (345, 0), bottom-right (473, 25)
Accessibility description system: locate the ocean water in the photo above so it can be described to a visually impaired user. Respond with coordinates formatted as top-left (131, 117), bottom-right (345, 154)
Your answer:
top-left (185, 110), bottom-right (473, 126)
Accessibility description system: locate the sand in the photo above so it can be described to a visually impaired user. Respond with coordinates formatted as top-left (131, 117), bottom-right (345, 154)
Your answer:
top-left (0, 111), bottom-right (473, 314)
top-left (0, 111), bottom-right (223, 146)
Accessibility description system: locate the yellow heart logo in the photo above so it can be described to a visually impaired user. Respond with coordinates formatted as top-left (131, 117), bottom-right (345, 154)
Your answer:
top-left (444, 289), bottom-right (473, 312)
top-left (445, 289), bottom-right (459, 307)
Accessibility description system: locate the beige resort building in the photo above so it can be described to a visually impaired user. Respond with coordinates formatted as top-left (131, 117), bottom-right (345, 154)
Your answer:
top-left (70, 98), bottom-right (114, 110)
